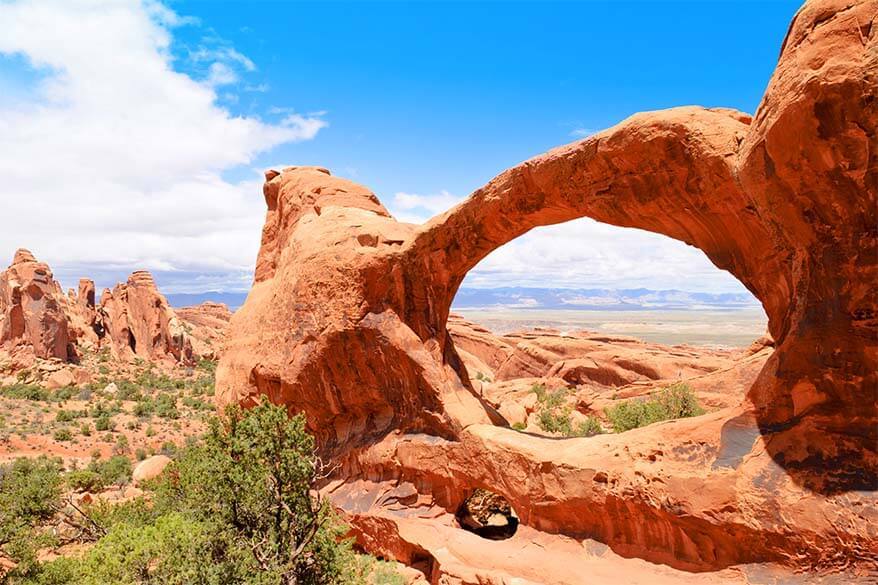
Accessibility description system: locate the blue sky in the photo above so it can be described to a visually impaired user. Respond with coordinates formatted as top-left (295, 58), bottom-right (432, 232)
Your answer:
top-left (0, 0), bottom-right (801, 295)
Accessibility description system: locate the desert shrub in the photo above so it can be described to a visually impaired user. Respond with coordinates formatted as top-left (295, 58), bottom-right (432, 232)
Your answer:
top-left (1, 384), bottom-right (50, 401)
top-left (112, 435), bottom-right (129, 456)
top-left (7, 405), bottom-right (368, 585)
top-left (113, 383), bottom-right (142, 402)
top-left (187, 375), bottom-right (215, 397)
top-left (55, 410), bottom-right (75, 423)
top-left (66, 470), bottom-right (104, 493)
top-left (0, 457), bottom-right (63, 576)
top-left (150, 403), bottom-right (358, 584)
top-left (195, 358), bottom-right (217, 375)
top-left (154, 393), bottom-right (179, 419)
top-left (79, 423), bottom-right (91, 437)
top-left (182, 396), bottom-right (212, 411)
top-left (94, 415), bottom-right (113, 432)
top-left (160, 441), bottom-right (177, 457)
top-left (605, 383), bottom-right (705, 432)
top-left (52, 387), bottom-right (77, 402)
top-left (571, 415), bottom-right (603, 438)
top-left (530, 383), bottom-right (547, 402)
top-left (85, 455), bottom-right (132, 488)
top-left (132, 398), bottom-right (154, 418)
top-left (511, 422), bottom-right (526, 431)
top-left (135, 448), bottom-right (147, 461)
top-left (537, 408), bottom-right (574, 435)
top-left (89, 402), bottom-right (110, 419)
top-left (53, 428), bottom-right (73, 442)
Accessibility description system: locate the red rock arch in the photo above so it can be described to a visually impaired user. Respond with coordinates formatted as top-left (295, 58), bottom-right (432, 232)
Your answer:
top-left (217, 1), bottom-right (876, 570)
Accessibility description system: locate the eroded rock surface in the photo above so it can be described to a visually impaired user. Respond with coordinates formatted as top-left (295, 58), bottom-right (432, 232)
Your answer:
top-left (0, 253), bottom-right (224, 373)
top-left (98, 271), bottom-right (193, 364)
top-left (0, 249), bottom-right (73, 361)
top-left (176, 302), bottom-right (232, 360)
top-left (218, 0), bottom-right (877, 580)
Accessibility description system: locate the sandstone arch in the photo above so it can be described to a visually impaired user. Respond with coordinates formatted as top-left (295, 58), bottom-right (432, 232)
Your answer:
top-left (218, 0), bottom-right (876, 573)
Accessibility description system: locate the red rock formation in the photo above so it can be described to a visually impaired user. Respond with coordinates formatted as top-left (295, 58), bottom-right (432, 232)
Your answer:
top-left (0, 249), bottom-right (73, 361)
top-left (176, 302), bottom-right (232, 360)
top-left (218, 0), bottom-right (876, 578)
top-left (449, 314), bottom-right (738, 387)
top-left (99, 271), bottom-right (193, 364)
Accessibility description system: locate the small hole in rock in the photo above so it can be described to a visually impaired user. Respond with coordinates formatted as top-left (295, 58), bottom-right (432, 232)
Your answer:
top-left (456, 488), bottom-right (519, 540)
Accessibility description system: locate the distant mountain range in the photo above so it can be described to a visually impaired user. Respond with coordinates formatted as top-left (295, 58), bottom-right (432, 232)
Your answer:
top-left (167, 287), bottom-right (760, 312)
top-left (451, 287), bottom-right (760, 311)
top-left (166, 291), bottom-right (249, 310)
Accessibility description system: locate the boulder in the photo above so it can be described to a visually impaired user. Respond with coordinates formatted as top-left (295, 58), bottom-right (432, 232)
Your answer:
top-left (45, 368), bottom-right (76, 390)
top-left (132, 455), bottom-right (171, 485)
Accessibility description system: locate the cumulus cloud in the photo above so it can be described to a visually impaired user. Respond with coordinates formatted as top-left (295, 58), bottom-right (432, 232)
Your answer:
top-left (0, 0), bottom-right (326, 293)
top-left (462, 218), bottom-right (751, 293)
top-left (390, 190), bottom-right (465, 223)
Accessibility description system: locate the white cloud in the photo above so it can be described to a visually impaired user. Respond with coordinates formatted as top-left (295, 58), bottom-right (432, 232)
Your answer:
top-left (570, 127), bottom-right (595, 138)
top-left (281, 113), bottom-right (329, 141)
top-left (0, 0), bottom-right (326, 293)
top-left (463, 218), bottom-right (751, 293)
top-left (206, 61), bottom-right (239, 86)
top-left (390, 190), bottom-right (465, 223)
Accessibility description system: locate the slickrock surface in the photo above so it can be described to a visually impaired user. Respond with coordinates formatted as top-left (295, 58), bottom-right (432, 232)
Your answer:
top-left (216, 0), bottom-right (876, 581)
top-left (176, 302), bottom-right (232, 360)
top-left (448, 314), bottom-right (750, 390)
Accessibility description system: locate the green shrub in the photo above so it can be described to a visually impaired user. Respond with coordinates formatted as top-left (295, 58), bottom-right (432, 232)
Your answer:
top-left (114, 383), bottom-right (142, 402)
top-left (52, 387), bottom-right (77, 402)
top-left (86, 455), bottom-right (132, 488)
top-left (605, 383), bottom-right (705, 432)
top-left (181, 396), bottom-right (212, 411)
top-left (112, 435), bottom-right (129, 456)
top-left (154, 393), bottom-right (179, 419)
top-left (132, 398), bottom-right (154, 418)
top-left (159, 441), bottom-right (177, 457)
top-left (571, 415), bottom-right (603, 438)
top-left (537, 408), bottom-right (574, 435)
top-left (79, 423), bottom-right (91, 437)
top-left (66, 469), bottom-right (104, 493)
top-left (150, 403), bottom-right (358, 583)
top-left (0, 456), bottom-right (63, 573)
top-left (94, 414), bottom-right (113, 432)
top-left (531, 384), bottom-right (568, 409)
top-left (195, 358), bottom-right (217, 375)
top-left (1, 383), bottom-right (50, 401)
top-left (55, 410), bottom-right (75, 423)
top-left (511, 421), bottom-right (527, 431)
top-left (7, 406), bottom-right (367, 584)
top-left (53, 428), bottom-right (73, 442)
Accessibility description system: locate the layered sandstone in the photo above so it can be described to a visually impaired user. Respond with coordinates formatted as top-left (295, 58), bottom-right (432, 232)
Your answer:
top-left (175, 302), bottom-right (232, 360)
top-left (218, 0), bottom-right (876, 580)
